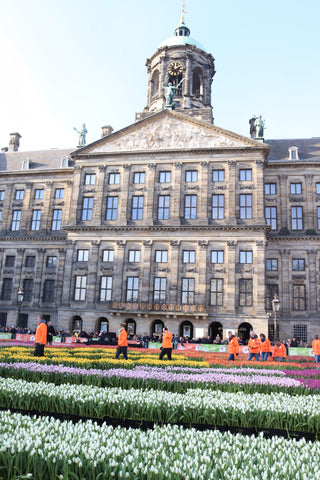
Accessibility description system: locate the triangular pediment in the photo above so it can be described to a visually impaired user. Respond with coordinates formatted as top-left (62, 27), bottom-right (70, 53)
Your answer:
top-left (75, 110), bottom-right (268, 155)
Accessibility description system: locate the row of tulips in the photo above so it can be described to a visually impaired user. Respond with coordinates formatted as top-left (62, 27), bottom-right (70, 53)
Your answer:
top-left (1, 410), bottom-right (320, 480)
top-left (0, 377), bottom-right (320, 433)
top-left (0, 362), bottom-right (314, 395)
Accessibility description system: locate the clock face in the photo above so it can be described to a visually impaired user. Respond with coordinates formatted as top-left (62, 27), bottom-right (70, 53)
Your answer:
top-left (168, 62), bottom-right (183, 76)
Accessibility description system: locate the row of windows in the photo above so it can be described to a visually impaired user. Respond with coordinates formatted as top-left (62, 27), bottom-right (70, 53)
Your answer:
top-left (2, 255), bottom-right (57, 268)
top-left (265, 183), bottom-right (320, 195)
top-left (266, 258), bottom-right (307, 272)
top-left (266, 206), bottom-right (320, 231)
top-left (9, 209), bottom-right (62, 232)
top-left (0, 188), bottom-right (65, 202)
top-left (266, 284), bottom-right (307, 311)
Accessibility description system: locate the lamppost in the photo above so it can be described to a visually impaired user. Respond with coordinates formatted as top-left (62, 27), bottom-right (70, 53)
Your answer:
top-left (271, 293), bottom-right (280, 340)
top-left (17, 287), bottom-right (24, 327)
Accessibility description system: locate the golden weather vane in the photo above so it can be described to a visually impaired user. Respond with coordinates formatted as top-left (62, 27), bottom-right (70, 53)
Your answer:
top-left (180, 0), bottom-right (187, 23)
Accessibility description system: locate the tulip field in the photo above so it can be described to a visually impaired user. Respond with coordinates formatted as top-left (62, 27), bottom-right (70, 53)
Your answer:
top-left (0, 346), bottom-right (319, 479)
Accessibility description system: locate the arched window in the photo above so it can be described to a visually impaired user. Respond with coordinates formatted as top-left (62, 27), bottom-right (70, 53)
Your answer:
top-left (208, 321), bottom-right (223, 341)
top-left (97, 317), bottom-right (109, 334)
top-left (70, 315), bottom-right (82, 334)
top-left (151, 70), bottom-right (160, 97)
top-left (125, 318), bottom-right (136, 337)
top-left (238, 322), bottom-right (253, 342)
top-left (179, 320), bottom-right (193, 339)
top-left (192, 68), bottom-right (203, 98)
top-left (151, 319), bottom-right (164, 337)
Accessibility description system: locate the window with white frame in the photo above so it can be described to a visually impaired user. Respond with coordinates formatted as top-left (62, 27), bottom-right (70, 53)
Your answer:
top-left (81, 197), bottom-right (93, 221)
top-left (211, 251), bottom-right (224, 264)
top-left (291, 206), bottom-right (303, 230)
top-left (318, 206), bottom-right (320, 230)
top-left (159, 171), bottom-right (171, 183)
top-left (108, 173), bottom-right (120, 185)
top-left (293, 285), bottom-right (306, 311)
top-left (184, 195), bottom-right (197, 219)
top-left (11, 210), bottom-right (21, 231)
top-left (316, 183), bottom-right (320, 194)
top-left (102, 250), bottom-right (114, 262)
top-left (51, 209), bottom-right (62, 230)
top-left (240, 250), bottom-right (253, 264)
top-left (157, 195), bottom-right (170, 220)
top-left (106, 197), bottom-right (118, 220)
top-left (55, 188), bottom-right (64, 199)
top-left (239, 169), bottom-right (252, 181)
top-left (239, 279), bottom-right (253, 306)
top-left (100, 276), bottom-right (112, 301)
top-left (46, 256), bottom-right (57, 268)
top-left (182, 278), bottom-right (195, 304)
top-left (266, 259), bottom-right (278, 271)
top-left (212, 194), bottom-right (224, 219)
top-left (15, 190), bottom-right (24, 200)
top-left (74, 276), bottom-right (87, 301)
top-left (240, 194), bottom-right (252, 219)
top-left (265, 183), bottom-right (277, 195)
top-left (126, 277), bottom-right (139, 301)
top-left (77, 250), bottom-right (89, 262)
top-left (292, 259), bottom-right (305, 271)
top-left (154, 277), bottom-right (167, 303)
top-left (84, 174), bottom-right (96, 185)
top-left (265, 206), bottom-right (277, 230)
top-left (34, 189), bottom-right (44, 200)
top-left (210, 279), bottom-right (223, 306)
top-left (0, 191), bottom-right (4, 201)
top-left (185, 170), bottom-right (198, 182)
top-left (129, 250), bottom-right (141, 263)
top-left (290, 183), bottom-right (302, 195)
top-left (133, 172), bottom-right (145, 184)
top-left (183, 250), bottom-right (196, 263)
top-left (155, 250), bottom-right (168, 263)
top-left (212, 170), bottom-right (224, 182)
top-left (31, 210), bottom-right (41, 231)
top-left (131, 196), bottom-right (144, 220)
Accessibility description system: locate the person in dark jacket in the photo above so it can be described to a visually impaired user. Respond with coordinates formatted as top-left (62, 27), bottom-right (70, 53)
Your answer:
top-left (46, 320), bottom-right (55, 345)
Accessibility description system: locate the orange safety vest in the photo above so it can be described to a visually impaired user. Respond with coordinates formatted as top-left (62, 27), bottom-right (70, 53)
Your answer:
top-left (248, 337), bottom-right (261, 353)
top-left (35, 321), bottom-right (47, 345)
top-left (312, 339), bottom-right (320, 356)
top-left (228, 336), bottom-right (239, 355)
top-left (162, 331), bottom-right (173, 349)
top-left (260, 338), bottom-right (271, 353)
top-left (118, 327), bottom-right (128, 347)
top-left (273, 344), bottom-right (286, 358)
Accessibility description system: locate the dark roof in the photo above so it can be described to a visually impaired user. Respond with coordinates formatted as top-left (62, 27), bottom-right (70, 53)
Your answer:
top-left (0, 148), bottom-right (74, 172)
top-left (266, 138), bottom-right (320, 162)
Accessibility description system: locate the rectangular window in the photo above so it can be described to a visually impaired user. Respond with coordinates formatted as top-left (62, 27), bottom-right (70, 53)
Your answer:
top-left (15, 190), bottom-right (24, 200)
top-left (239, 169), bottom-right (252, 181)
top-left (46, 256), bottom-right (57, 268)
top-left (240, 194), bottom-right (252, 219)
top-left (266, 284), bottom-right (279, 310)
top-left (31, 210), bottom-right (41, 231)
top-left (212, 194), bottom-right (224, 219)
top-left (291, 206), bottom-right (303, 230)
top-left (1, 278), bottom-right (12, 301)
top-left (316, 183), bottom-right (320, 194)
top-left (293, 324), bottom-right (307, 342)
top-left (108, 173), bottom-right (120, 185)
top-left (154, 277), bottom-right (167, 303)
top-left (131, 196), bottom-right (144, 220)
top-left (35, 189), bottom-right (44, 199)
top-left (106, 196), bottom-right (118, 220)
top-left (11, 210), bottom-right (21, 231)
top-left (100, 276), bottom-right (112, 302)
top-left (0, 191), bottom-right (4, 201)
top-left (51, 209), bottom-right (62, 230)
top-left (0, 312), bottom-right (7, 328)
top-left (266, 259), bottom-right (278, 271)
top-left (318, 206), bottom-right (320, 230)
top-left (185, 170), bottom-right (198, 182)
top-left (129, 250), bottom-right (141, 263)
top-left (55, 188), bottom-right (64, 199)
top-left (212, 170), bottom-right (224, 182)
top-left (290, 183), bottom-right (302, 195)
top-left (184, 195), bottom-right (197, 219)
top-left (265, 207), bottom-right (277, 230)
top-left (81, 197), bottom-right (93, 221)
top-left (133, 172), bottom-right (145, 184)
top-left (5, 256), bottom-right (15, 267)
top-left (84, 174), bottom-right (96, 185)
top-left (211, 250), bottom-right (224, 264)
top-left (77, 249), bottom-right (89, 262)
top-left (157, 195), bottom-right (170, 220)
top-left (292, 259), bottom-right (305, 271)
top-left (43, 280), bottom-right (55, 303)
top-left (126, 277), bottom-right (139, 301)
top-left (23, 278), bottom-right (33, 302)
top-left (239, 279), bottom-right (253, 306)
top-left (240, 251), bottom-right (253, 263)
top-left (293, 285), bottom-right (306, 310)
top-left (182, 278), bottom-right (195, 304)
top-left (265, 183), bottom-right (277, 195)
top-left (183, 250), bottom-right (196, 263)
top-left (159, 171), bottom-right (171, 183)
top-left (0, 211), bottom-right (2, 221)
top-left (210, 278), bottom-right (223, 306)
top-left (74, 276), bottom-right (87, 301)
top-left (155, 250), bottom-right (168, 263)
top-left (25, 256), bottom-right (35, 268)
top-left (102, 250), bottom-right (114, 262)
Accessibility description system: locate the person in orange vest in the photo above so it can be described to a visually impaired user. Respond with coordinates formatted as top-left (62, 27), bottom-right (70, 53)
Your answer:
top-left (33, 315), bottom-right (48, 357)
top-left (115, 322), bottom-right (128, 360)
top-left (159, 327), bottom-right (173, 360)
top-left (227, 330), bottom-right (239, 361)
top-left (247, 331), bottom-right (261, 361)
top-left (312, 334), bottom-right (320, 364)
top-left (259, 333), bottom-right (271, 362)
top-left (273, 339), bottom-right (286, 362)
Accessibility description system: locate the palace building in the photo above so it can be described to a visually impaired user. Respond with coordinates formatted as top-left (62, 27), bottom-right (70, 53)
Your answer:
top-left (0, 12), bottom-right (319, 342)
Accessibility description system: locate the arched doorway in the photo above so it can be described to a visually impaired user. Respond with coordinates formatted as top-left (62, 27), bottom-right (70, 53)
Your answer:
top-left (180, 321), bottom-right (193, 339)
top-left (70, 315), bottom-right (82, 334)
top-left (151, 319), bottom-right (164, 338)
top-left (208, 321), bottom-right (223, 341)
top-left (97, 317), bottom-right (109, 334)
top-left (238, 322), bottom-right (253, 342)
top-left (125, 318), bottom-right (136, 337)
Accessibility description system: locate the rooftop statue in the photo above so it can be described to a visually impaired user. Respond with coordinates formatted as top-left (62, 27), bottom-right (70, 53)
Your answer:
top-left (255, 115), bottom-right (265, 138)
top-left (73, 123), bottom-right (88, 146)
top-left (162, 78), bottom-right (185, 109)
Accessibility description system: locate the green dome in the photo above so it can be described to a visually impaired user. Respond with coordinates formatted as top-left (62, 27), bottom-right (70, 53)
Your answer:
top-left (158, 35), bottom-right (206, 52)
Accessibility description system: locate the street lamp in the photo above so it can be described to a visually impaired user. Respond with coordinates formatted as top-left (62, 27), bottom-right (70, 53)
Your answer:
top-left (271, 294), bottom-right (280, 340)
top-left (17, 287), bottom-right (24, 327)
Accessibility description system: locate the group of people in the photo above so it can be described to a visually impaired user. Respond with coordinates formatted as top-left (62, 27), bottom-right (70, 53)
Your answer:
top-left (227, 330), bottom-right (320, 363)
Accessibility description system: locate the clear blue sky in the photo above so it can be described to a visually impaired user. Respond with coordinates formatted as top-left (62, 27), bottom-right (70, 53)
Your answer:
top-left (0, 0), bottom-right (319, 151)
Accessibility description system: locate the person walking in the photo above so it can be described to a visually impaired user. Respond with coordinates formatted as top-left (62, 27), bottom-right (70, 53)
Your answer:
top-left (33, 315), bottom-right (47, 357)
top-left (46, 320), bottom-right (55, 345)
top-left (115, 322), bottom-right (128, 360)
top-left (159, 327), bottom-right (173, 360)
top-left (273, 339), bottom-right (286, 362)
top-left (247, 331), bottom-right (261, 361)
top-left (259, 333), bottom-right (271, 362)
top-left (312, 335), bottom-right (320, 364)
top-left (227, 331), bottom-right (239, 361)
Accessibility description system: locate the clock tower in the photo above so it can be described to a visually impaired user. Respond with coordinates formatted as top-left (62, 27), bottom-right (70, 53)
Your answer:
top-left (136, 6), bottom-right (216, 124)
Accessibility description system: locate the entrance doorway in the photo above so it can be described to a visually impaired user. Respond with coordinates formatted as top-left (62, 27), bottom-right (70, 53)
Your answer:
top-left (179, 321), bottom-right (193, 339)
top-left (208, 321), bottom-right (223, 341)
top-left (238, 322), bottom-right (253, 342)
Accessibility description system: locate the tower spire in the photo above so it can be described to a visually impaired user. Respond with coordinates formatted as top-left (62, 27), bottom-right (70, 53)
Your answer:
top-left (180, 0), bottom-right (186, 24)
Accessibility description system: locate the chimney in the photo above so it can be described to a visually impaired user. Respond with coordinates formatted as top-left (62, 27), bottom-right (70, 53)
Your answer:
top-left (101, 125), bottom-right (113, 138)
top-left (8, 132), bottom-right (21, 152)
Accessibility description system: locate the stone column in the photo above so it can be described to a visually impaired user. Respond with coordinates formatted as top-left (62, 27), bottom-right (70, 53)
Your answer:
top-left (33, 248), bottom-right (46, 307)
top-left (172, 162), bottom-right (182, 225)
top-left (226, 241), bottom-right (237, 313)
top-left (305, 175), bottom-right (314, 230)
top-left (145, 163), bottom-right (156, 225)
top-left (168, 241), bottom-right (180, 304)
top-left (92, 166), bottom-right (106, 225)
top-left (142, 240), bottom-right (153, 303)
top-left (13, 248), bottom-right (25, 297)
top-left (307, 250), bottom-right (317, 312)
top-left (55, 248), bottom-right (66, 306)
top-left (69, 166), bottom-right (82, 224)
top-left (61, 241), bottom-right (75, 306)
top-left (255, 240), bottom-right (267, 314)
top-left (255, 160), bottom-right (265, 222)
top-left (280, 249), bottom-right (290, 314)
top-left (199, 162), bottom-right (209, 225)
top-left (23, 183), bottom-right (33, 231)
top-left (86, 241), bottom-right (100, 305)
top-left (198, 241), bottom-right (208, 304)
top-left (227, 161), bottom-right (236, 225)
top-left (113, 241), bottom-right (126, 302)
top-left (120, 164), bottom-right (130, 225)
top-left (279, 175), bottom-right (288, 232)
